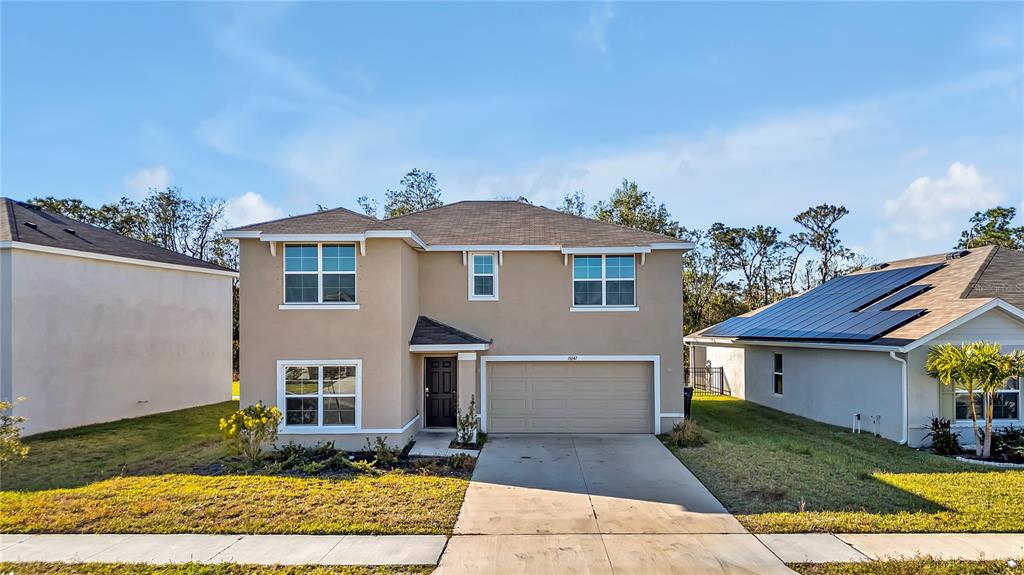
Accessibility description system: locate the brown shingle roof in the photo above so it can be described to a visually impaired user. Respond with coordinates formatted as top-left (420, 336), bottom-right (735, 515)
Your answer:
top-left (410, 316), bottom-right (490, 346)
top-left (228, 206), bottom-right (395, 235)
top-left (228, 201), bottom-right (687, 248)
top-left (688, 245), bottom-right (1024, 347)
top-left (1, 198), bottom-right (234, 273)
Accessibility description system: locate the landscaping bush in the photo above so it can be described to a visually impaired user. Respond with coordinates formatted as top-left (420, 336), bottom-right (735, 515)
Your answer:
top-left (0, 398), bottom-right (29, 462)
top-left (667, 419), bottom-right (707, 448)
top-left (263, 442), bottom-right (380, 476)
top-left (365, 436), bottom-right (401, 467)
top-left (455, 396), bottom-right (480, 446)
top-left (218, 402), bottom-right (282, 464)
top-left (446, 453), bottom-right (475, 471)
top-left (925, 417), bottom-right (961, 456)
top-left (988, 426), bottom-right (1024, 464)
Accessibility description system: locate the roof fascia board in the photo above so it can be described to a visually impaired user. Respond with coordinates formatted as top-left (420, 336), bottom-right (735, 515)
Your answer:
top-left (409, 343), bottom-right (491, 352)
top-left (0, 240), bottom-right (238, 278)
top-left (364, 230), bottom-right (427, 249)
top-left (259, 233), bottom-right (366, 242)
top-left (561, 246), bottom-right (652, 255)
top-left (650, 242), bottom-right (696, 251)
top-left (425, 244), bottom-right (562, 252)
top-left (684, 335), bottom-right (900, 352)
top-left (900, 299), bottom-right (1024, 353)
top-left (222, 230), bottom-right (261, 239)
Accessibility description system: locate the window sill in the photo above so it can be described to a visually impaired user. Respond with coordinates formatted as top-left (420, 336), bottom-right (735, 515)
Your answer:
top-left (570, 306), bottom-right (639, 313)
top-left (468, 296), bottom-right (499, 302)
top-left (280, 425), bottom-right (359, 434)
top-left (279, 304), bottom-right (361, 310)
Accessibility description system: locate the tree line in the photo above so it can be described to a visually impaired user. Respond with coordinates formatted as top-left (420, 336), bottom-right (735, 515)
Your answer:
top-left (27, 171), bottom-right (1024, 368)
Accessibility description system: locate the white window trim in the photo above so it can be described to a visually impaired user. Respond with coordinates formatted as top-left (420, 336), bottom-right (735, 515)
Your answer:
top-left (277, 359), bottom-right (363, 432)
top-left (571, 254), bottom-right (637, 309)
top-left (773, 353), bottom-right (784, 396)
top-left (282, 243), bottom-right (357, 306)
top-left (468, 251), bottom-right (499, 301)
top-left (954, 377), bottom-right (1021, 423)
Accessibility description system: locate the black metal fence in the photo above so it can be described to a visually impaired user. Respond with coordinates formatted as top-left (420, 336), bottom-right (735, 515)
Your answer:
top-left (685, 367), bottom-right (729, 396)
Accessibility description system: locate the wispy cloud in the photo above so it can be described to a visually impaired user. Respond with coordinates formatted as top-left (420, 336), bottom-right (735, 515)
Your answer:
top-left (875, 162), bottom-right (1003, 244)
top-left (576, 1), bottom-right (615, 54)
top-left (223, 191), bottom-right (284, 228)
top-left (124, 166), bottom-right (171, 197)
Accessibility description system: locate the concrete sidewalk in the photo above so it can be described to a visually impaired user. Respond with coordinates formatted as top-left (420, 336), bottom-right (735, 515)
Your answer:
top-left (758, 533), bottom-right (1024, 563)
top-left (1, 532), bottom-right (1021, 569)
top-left (0, 534), bottom-right (447, 565)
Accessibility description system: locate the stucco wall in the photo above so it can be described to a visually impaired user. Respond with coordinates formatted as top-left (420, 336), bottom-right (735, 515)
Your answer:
top-left (417, 249), bottom-right (685, 430)
top-left (704, 345), bottom-right (746, 398)
top-left (742, 345), bottom-right (904, 441)
top-left (239, 241), bottom-right (686, 440)
top-left (239, 238), bottom-right (418, 448)
top-left (5, 248), bottom-right (232, 436)
top-left (906, 307), bottom-right (1024, 446)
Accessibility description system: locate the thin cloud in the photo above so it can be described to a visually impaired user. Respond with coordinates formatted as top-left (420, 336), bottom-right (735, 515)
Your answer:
top-left (876, 162), bottom-right (1003, 243)
top-left (124, 166), bottom-right (171, 197)
top-left (576, 1), bottom-right (615, 54)
top-left (224, 191), bottom-right (284, 228)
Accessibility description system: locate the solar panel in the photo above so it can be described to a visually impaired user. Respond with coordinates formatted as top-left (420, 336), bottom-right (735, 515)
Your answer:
top-left (861, 284), bottom-right (930, 312)
top-left (700, 263), bottom-right (942, 342)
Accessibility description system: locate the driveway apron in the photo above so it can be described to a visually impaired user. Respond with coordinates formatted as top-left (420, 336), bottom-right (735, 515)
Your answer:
top-left (436, 434), bottom-right (793, 575)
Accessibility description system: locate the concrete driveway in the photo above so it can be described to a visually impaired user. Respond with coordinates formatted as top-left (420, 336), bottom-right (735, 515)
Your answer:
top-left (434, 434), bottom-right (794, 575)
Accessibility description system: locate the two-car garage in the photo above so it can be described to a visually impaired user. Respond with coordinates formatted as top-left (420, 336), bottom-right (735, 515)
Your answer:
top-left (483, 359), bottom-right (655, 433)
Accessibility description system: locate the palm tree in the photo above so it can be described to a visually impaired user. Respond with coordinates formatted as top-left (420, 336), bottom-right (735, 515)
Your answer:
top-left (927, 343), bottom-right (983, 456)
top-left (976, 345), bottom-right (1024, 458)
top-left (927, 342), bottom-right (1024, 458)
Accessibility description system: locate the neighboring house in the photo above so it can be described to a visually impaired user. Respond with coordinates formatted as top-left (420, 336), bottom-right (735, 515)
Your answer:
top-left (685, 246), bottom-right (1024, 447)
top-left (224, 201), bottom-right (692, 448)
top-left (0, 198), bottom-right (236, 435)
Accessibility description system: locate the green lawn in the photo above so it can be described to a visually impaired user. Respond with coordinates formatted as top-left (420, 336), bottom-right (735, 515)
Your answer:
top-left (0, 402), bottom-right (470, 535)
top-left (790, 559), bottom-right (1022, 575)
top-left (0, 564), bottom-right (433, 575)
top-left (667, 396), bottom-right (1024, 533)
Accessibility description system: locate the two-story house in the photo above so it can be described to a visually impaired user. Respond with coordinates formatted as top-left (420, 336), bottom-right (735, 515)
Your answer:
top-left (225, 201), bottom-right (692, 448)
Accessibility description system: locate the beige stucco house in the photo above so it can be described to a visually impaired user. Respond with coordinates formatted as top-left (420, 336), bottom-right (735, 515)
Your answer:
top-left (686, 246), bottom-right (1024, 447)
top-left (0, 198), bottom-right (236, 436)
top-left (224, 201), bottom-right (692, 448)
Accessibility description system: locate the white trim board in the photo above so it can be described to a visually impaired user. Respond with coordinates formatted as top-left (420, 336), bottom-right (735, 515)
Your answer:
top-left (0, 240), bottom-right (238, 278)
top-left (410, 343), bottom-right (490, 352)
top-left (479, 354), bottom-right (663, 434)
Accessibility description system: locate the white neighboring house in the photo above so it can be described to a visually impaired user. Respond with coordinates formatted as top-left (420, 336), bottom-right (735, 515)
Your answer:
top-left (0, 198), bottom-right (237, 436)
top-left (685, 246), bottom-right (1024, 447)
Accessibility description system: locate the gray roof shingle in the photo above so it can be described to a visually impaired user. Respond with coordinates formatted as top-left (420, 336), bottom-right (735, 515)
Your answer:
top-left (1, 197), bottom-right (234, 273)
top-left (228, 200), bottom-right (687, 248)
top-left (410, 316), bottom-right (490, 346)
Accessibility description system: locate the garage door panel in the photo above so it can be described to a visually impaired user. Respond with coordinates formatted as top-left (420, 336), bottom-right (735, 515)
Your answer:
top-left (487, 361), bottom-right (652, 434)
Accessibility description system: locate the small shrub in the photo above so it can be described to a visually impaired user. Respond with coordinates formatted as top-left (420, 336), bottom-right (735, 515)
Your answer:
top-left (447, 453), bottom-right (475, 471)
top-left (925, 417), bottom-right (962, 456)
top-left (219, 402), bottom-right (282, 464)
top-left (667, 419), bottom-right (707, 448)
top-left (456, 396), bottom-right (480, 445)
top-left (0, 398), bottom-right (29, 462)
top-left (988, 426), bottom-right (1024, 464)
top-left (365, 436), bottom-right (400, 467)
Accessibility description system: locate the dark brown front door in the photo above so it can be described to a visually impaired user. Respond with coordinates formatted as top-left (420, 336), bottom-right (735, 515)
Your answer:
top-left (425, 357), bottom-right (457, 428)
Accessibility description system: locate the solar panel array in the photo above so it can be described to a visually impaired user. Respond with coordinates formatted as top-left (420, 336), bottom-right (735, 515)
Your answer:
top-left (701, 263), bottom-right (942, 342)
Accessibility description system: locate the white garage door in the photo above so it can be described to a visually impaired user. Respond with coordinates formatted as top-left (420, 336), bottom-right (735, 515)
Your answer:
top-left (486, 361), bottom-right (653, 433)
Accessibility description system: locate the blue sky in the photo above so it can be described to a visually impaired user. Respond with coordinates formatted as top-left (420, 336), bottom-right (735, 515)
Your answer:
top-left (2, 1), bottom-right (1021, 260)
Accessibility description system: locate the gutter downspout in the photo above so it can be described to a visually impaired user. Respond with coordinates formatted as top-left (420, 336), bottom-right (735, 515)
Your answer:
top-left (889, 351), bottom-right (909, 445)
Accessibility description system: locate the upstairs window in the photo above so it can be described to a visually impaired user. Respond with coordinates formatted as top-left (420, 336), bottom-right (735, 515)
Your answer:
top-left (284, 243), bottom-right (356, 304)
top-left (572, 255), bottom-right (635, 307)
top-left (469, 252), bottom-right (498, 301)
